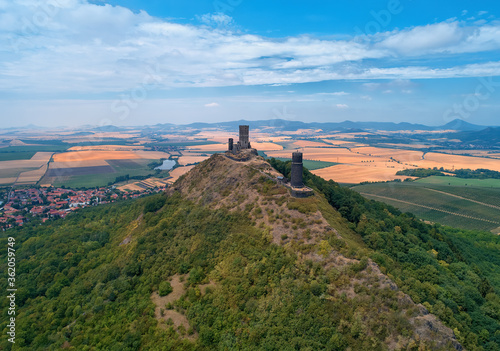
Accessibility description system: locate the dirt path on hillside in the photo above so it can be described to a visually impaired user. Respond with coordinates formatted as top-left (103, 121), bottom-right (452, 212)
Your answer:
top-left (150, 274), bottom-right (197, 341)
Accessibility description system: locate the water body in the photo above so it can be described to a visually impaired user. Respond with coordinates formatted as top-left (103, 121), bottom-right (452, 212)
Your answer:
top-left (154, 159), bottom-right (176, 170)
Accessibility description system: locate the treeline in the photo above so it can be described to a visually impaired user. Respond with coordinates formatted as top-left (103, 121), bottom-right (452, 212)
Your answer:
top-left (396, 168), bottom-right (445, 177)
top-left (396, 167), bottom-right (500, 180)
top-left (453, 168), bottom-right (500, 179)
top-left (269, 158), bottom-right (500, 350)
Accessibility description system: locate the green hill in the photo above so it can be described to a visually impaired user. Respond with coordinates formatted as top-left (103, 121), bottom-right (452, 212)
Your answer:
top-left (1, 153), bottom-right (499, 350)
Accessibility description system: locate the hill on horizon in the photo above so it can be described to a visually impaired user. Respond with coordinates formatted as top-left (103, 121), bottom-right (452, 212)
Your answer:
top-left (1, 152), bottom-right (500, 350)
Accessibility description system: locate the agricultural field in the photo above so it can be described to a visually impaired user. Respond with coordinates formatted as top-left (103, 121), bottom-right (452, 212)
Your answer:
top-left (313, 164), bottom-right (411, 184)
top-left (0, 152), bottom-right (53, 185)
top-left (187, 141), bottom-right (283, 152)
top-left (167, 165), bottom-right (196, 183)
top-left (117, 177), bottom-right (170, 192)
top-left (0, 151), bottom-right (37, 161)
top-left (416, 176), bottom-right (500, 188)
top-left (38, 150), bottom-right (172, 188)
top-left (352, 180), bottom-right (500, 232)
top-left (2, 124), bottom-right (500, 191)
top-left (177, 155), bottom-right (210, 166)
top-left (68, 145), bottom-right (145, 151)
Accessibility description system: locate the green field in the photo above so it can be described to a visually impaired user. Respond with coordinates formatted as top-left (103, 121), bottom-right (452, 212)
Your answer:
top-left (268, 157), bottom-right (338, 170)
top-left (0, 145), bottom-right (70, 153)
top-left (0, 151), bottom-right (37, 161)
top-left (352, 180), bottom-right (500, 232)
top-left (416, 175), bottom-right (500, 188)
top-left (46, 159), bottom-right (164, 188)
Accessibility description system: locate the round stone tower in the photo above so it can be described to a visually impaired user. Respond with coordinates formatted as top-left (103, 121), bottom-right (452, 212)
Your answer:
top-left (291, 152), bottom-right (303, 188)
top-left (228, 138), bottom-right (233, 151)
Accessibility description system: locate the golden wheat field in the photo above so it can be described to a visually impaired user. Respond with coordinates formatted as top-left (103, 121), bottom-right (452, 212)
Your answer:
top-left (53, 151), bottom-right (141, 163)
top-left (134, 151), bottom-right (171, 159)
top-left (187, 143), bottom-right (228, 151)
top-left (417, 153), bottom-right (500, 172)
top-left (0, 152), bottom-right (53, 184)
top-left (178, 156), bottom-right (210, 166)
top-left (312, 164), bottom-right (415, 183)
top-left (0, 152), bottom-right (53, 168)
top-left (293, 140), bottom-right (332, 148)
top-left (0, 177), bottom-right (17, 185)
top-left (167, 165), bottom-right (196, 183)
top-left (268, 145), bottom-right (500, 183)
top-left (16, 164), bottom-right (49, 184)
top-left (266, 148), bottom-right (380, 163)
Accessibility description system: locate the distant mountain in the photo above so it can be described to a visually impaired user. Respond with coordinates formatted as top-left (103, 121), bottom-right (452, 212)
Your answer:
top-left (6, 118), bottom-right (492, 133)
top-left (181, 119), bottom-right (489, 132)
top-left (452, 127), bottom-right (500, 146)
top-left (442, 119), bottom-right (487, 131)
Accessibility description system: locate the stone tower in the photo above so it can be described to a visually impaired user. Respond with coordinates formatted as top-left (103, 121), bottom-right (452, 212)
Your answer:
top-left (291, 152), bottom-right (304, 188)
top-left (228, 138), bottom-right (234, 152)
top-left (239, 125), bottom-right (250, 149)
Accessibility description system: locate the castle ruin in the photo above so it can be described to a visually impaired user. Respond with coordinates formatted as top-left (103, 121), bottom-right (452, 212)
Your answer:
top-left (228, 125), bottom-right (252, 153)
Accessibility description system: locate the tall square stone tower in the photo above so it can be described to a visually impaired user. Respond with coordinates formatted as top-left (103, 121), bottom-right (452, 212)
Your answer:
top-left (239, 125), bottom-right (250, 149)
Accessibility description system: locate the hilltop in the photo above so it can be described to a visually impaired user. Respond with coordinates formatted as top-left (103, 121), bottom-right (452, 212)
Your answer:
top-left (2, 151), bottom-right (500, 350)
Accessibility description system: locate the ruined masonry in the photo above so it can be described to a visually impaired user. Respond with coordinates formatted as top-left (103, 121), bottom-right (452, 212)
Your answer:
top-left (227, 125), bottom-right (312, 197)
top-left (228, 125), bottom-right (251, 153)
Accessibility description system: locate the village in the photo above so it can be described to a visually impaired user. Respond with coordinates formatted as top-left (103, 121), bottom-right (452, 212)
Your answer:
top-left (0, 183), bottom-right (167, 231)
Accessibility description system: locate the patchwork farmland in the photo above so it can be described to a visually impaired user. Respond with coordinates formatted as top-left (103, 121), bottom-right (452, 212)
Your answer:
top-left (352, 180), bottom-right (500, 233)
top-left (41, 150), bottom-right (171, 188)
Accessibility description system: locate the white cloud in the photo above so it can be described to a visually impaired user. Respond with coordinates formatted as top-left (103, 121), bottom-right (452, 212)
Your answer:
top-left (197, 13), bottom-right (234, 28)
top-left (316, 91), bottom-right (349, 96)
top-left (478, 11), bottom-right (488, 16)
top-left (336, 104), bottom-right (349, 109)
top-left (376, 21), bottom-right (500, 56)
top-left (0, 1), bottom-right (500, 97)
top-left (377, 22), bottom-right (465, 55)
top-left (204, 102), bottom-right (219, 107)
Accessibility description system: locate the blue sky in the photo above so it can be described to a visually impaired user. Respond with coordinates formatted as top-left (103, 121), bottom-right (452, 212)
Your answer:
top-left (1, 0), bottom-right (500, 127)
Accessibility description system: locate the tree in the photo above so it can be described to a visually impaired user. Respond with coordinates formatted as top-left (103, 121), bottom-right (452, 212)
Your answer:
top-left (158, 281), bottom-right (173, 297)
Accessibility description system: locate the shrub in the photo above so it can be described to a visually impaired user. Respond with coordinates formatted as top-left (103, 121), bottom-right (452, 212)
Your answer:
top-left (159, 281), bottom-right (173, 296)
